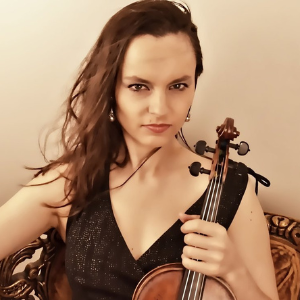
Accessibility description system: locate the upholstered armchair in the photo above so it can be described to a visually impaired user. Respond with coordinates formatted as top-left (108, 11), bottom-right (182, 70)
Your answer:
top-left (0, 212), bottom-right (299, 300)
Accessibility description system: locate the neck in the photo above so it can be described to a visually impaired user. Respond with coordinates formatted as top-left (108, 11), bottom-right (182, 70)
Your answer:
top-left (121, 137), bottom-right (183, 177)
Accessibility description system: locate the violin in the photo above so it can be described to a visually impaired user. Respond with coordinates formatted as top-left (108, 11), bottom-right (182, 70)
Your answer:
top-left (132, 118), bottom-right (250, 300)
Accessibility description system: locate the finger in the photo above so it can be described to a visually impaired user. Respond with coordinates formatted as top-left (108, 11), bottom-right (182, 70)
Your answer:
top-left (179, 213), bottom-right (200, 223)
top-left (183, 245), bottom-right (224, 264)
top-left (184, 232), bottom-right (226, 252)
top-left (181, 254), bottom-right (220, 277)
top-left (181, 219), bottom-right (226, 237)
top-left (184, 232), bottom-right (211, 249)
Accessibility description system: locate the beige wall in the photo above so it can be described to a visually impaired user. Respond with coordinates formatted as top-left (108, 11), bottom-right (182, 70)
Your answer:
top-left (0, 0), bottom-right (299, 219)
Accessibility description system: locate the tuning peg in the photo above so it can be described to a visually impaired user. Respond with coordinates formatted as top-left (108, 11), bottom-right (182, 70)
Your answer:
top-left (188, 161), bottom-right (211, 177)
top-left (194, 140), bottom-right (215, 155)
top-left (229, 141), bottom-right (250, 156)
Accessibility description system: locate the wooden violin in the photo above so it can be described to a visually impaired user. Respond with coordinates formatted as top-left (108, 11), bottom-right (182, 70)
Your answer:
top-left (132, 118), bottom-right (250, 300)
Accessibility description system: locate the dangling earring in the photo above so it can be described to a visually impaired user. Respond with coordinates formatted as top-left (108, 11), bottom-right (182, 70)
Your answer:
top-left (185, 111), bottom-right (191, 122)
top-left (109, 108), bottom-right (115, 122)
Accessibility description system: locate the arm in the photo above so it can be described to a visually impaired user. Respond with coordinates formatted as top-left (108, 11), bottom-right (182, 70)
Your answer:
top-left (180, 179), bottom-right (279, 300)
top-left (0, 165), bottom-right (69, 261)
top-left (225, 179), bottom-right (279, 300)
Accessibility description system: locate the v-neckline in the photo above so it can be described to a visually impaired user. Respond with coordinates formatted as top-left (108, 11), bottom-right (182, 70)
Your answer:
top-left (107, 195), bottom-right (179, 262)
top-left (105, 162), bottom-right (207, 262)
top-left (107, 187), bottom-right (206, 262)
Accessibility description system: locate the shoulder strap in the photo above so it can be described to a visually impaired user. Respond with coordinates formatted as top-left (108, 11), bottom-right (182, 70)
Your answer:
top-left (216, 160), bottom-right (249, 229)
top-left (247, 167), bottom-right (270, 195)
top-left (216, 159), bottom-right (271, 229)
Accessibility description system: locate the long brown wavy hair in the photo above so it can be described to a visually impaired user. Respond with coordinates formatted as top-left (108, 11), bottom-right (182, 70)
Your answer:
top-left (29, 0), bottom-right (204, 215)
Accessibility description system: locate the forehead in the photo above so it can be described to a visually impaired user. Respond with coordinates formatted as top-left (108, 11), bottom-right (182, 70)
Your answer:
top-left (120, 33), bottom-right (196, 81)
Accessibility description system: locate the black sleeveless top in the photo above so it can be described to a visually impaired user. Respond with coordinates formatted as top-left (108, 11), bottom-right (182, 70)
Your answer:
top-left (65, 161), bottom-right (248, 300)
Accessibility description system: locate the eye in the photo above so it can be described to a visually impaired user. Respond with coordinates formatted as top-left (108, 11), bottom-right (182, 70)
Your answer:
top-left (128, 84), bottom-right (148, 92)
top-left (170, 83), bottom-right (188, 91)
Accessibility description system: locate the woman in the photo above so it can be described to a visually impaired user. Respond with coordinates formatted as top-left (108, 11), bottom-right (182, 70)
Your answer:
top-left (0, 1), bottom-right (278, 299)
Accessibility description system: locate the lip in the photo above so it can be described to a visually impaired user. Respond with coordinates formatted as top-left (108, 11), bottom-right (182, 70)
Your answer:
top-left (143, 124), bottom-right (171, 133)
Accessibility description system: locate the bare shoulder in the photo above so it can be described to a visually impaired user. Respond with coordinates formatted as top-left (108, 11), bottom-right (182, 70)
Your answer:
top-left (21, 164), bottom-right (72, 219)
top-left (0, 164), bottom-right (71, 260)
top-left (29, 164), bottom-right (71, 208)
top-left (27, 164), bottom-right (73, 239)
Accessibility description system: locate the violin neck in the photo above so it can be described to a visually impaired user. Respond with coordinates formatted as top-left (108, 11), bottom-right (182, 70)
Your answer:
top-left (177, 177), bottom-right (224, 300)
top-left (201, 175), bottom-right (224, 223)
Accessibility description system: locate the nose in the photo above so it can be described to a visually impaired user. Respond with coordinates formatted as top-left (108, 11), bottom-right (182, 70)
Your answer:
top-left (148, 91), bottom-right (168, 116)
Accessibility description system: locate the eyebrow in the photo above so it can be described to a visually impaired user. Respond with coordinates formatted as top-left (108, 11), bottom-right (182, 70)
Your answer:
top-left (123, 75), bottom-right (193, 85)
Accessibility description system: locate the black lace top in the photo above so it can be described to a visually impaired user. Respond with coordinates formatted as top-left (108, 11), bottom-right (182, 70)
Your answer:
top-left (65, 161), bottom-right (248, 300)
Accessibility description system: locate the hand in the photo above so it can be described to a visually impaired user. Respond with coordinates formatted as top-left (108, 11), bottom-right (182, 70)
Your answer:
top-left (179, 213), bottom-right (244, 281)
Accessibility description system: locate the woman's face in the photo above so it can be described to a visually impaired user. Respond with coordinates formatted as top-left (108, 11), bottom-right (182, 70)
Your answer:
top-left (115, 32), bottom-right (197, 149)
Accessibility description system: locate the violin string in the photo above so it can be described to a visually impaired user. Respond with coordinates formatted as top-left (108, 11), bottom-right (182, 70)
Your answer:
top-left (182, 177), bottom-right (216, 300)
top-left (181, 271), bottom-right (190, 299)
top-left (197, 159), bottom-right (224, 300)
top-left (191, 156), bottom-right (226, 300)
top-left (211, 157), bottom-right (225, 222)
top-left (193, 274), bottom-right (201, 300)
top-left (195, 176), bottom-right (219, 300)
top-left (191, 176), bottom-right (216, 299)
top-left (181, 155), bottom-right (227, 300)
top-left (181, 181), bottom-right (212, 300)
top-left (187, 272), bottom-right (197, 300)
top-left (198, 157), bottom-right (225, 300)
top-left (180, 176), bottom-right (214, 300)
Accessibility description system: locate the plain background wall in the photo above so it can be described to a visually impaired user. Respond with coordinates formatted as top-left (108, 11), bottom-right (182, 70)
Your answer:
top-left (0, 0), bottom-right (299, 220)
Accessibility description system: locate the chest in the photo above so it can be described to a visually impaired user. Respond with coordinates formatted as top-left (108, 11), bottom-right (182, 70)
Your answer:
top-left (109, 173), bottom-right (208, 260)
top-left (65, 190), bottom-right (198, 299)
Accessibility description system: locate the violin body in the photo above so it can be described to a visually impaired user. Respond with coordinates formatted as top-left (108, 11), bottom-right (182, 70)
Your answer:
top-left (132, 263), bottom-right (236, 300)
